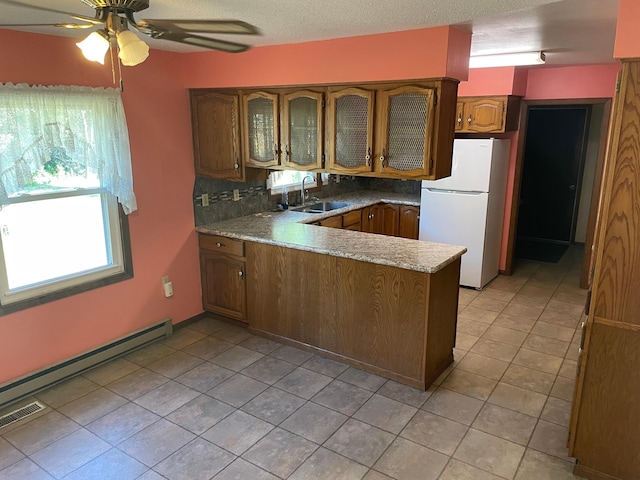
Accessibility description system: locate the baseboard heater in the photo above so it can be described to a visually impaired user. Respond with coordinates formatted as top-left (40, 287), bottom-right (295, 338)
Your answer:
top-left (0, 318), bottom-right (173, 410)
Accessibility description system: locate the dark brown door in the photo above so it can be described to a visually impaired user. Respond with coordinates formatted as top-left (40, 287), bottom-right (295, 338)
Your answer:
top-left (399, 205), bottom-right (420, 239)
top-left (516, 106), bottom-right (591, 257)
top-left (380, 204), bottom-right (400, 236)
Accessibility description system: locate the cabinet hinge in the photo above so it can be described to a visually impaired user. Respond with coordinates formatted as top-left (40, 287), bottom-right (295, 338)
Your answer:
top-left (567, 430), bottom-right (571, 444)
top-left (429, 158), bottom-right (434, 170)
top-left (616, 77), bottom-right (621, 93)
top-left (322, 153), bottom-right (326, 164)
top-left (322, 98), bottom-right (326, 108)
top-left (434, 92), bottom-right (438, 106)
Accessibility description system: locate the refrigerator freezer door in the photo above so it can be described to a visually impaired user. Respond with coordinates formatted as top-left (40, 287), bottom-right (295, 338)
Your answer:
top-left (419, 188), bottom-right (490, 288)
top-left (421, 139), bottom-right (495, 193)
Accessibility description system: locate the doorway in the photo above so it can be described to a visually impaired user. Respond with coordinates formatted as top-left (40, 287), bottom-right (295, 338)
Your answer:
top-left (515, 106), bottom-right (591, 262)
top-left (505, 98), bottom-right (612, 287)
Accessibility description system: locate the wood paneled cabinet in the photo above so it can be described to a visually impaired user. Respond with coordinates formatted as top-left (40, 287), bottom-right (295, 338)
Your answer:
top-left (361, 204), bottom-right (382, 233)
top-left (243, 89), bottom-right (325, 170)
top-left (192, 78), bottom-right (458, 180)
top-left (243, 91), bottom-right (280, 168)
top-left (568, 61), bottom-right (640, 480)
top-left (377, 86), bottom-right (436, 178)
top-left (327, 88), bottom-right (375, 174)
top-left (455, 95), bottom-right (521, 133)
top-left (399, 205), bottom-right (420, 240)
top-left (190, 90), bottom-right (243, 180)
top-left (327, 85), bottom-right (440, 178)
top-left (379, 204), bottom-right (400, 236)
top-left (281, 90), bottom-right (324, 170)
top-left (198, 234), bottom-right (247, 322)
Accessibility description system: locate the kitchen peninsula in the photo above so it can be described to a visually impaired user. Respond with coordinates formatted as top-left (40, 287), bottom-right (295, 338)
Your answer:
top-left (196, 192), bottom-right (466, 389)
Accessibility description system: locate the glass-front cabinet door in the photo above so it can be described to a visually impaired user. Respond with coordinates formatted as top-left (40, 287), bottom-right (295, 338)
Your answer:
top-left (243, 92), bottom-right (279, 168)
top-left (377, 86), bottom-right (435, 177)
top-left (327, 88), bottom-right (375, 174)
top-left (281, 91), bottom-right (323, 170)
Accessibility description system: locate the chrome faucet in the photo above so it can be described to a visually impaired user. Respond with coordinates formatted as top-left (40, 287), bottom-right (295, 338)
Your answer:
top-left (300, 174), bottom-right (314, 206)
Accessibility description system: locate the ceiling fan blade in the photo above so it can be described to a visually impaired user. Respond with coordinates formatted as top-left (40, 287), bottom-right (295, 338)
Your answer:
top-left (0, 22), bottom-right (94, 29)
top-left (137, 19), bottom-right (259, 35)
top-left (148, 30), bottom-right (251, 53)
top-left (0, 0), bottom-right (81, 18)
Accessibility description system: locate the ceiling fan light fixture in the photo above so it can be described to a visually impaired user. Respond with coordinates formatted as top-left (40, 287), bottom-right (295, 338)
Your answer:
top-left (116, 29), bottom-right (149, 66)
top-left (76, 30), bottom-right (110, 64)
top-left (469, 51), bottom-right (546, 68)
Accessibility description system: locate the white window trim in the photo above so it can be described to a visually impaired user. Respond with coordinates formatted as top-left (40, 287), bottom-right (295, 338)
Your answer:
top-left (0, 189), bottom-right (124, 305)
top-left (267, 171), bottom-right (328, 195)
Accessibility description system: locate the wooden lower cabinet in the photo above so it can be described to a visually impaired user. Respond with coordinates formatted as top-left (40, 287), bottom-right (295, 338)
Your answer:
top-left (199, 234), bottom-right (247, 322)
top-left (379, 204), bottom-right (400, 236)
top-left (361, 204), bottom-right (381, 233)
top-left (399, 205), bottom-right (420, 240)
top-left (245, 241), bottom-right (460, 388)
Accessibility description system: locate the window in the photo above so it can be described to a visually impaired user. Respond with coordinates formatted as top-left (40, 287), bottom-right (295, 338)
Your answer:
top-left (0, 83), bottom-right (136, 312)
top-left (267, 170), bottom-right (329, 196)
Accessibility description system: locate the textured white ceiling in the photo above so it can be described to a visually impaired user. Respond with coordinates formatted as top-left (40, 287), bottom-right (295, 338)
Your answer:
top-left (0, 0), bottom-right (619, 65)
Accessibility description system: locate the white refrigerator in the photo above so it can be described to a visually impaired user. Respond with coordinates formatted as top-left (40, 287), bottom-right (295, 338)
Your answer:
top-left (419, 138), bottom-right (510, 289)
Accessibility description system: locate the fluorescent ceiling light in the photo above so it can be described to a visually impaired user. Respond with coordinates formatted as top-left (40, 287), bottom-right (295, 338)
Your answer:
top-left (469, 51), bottom-right (546, 68)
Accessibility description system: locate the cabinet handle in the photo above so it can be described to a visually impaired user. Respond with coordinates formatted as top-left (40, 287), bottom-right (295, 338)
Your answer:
top-left (284, 144), bottom-right (290, 161)
top-left (215, 242), bottom-right (225, 248)
top-left (457, 115), bottom-right (462, 126)
top-left (239, 270), bottom-right (244, 277)
top-left (273, 143), bottom-right (279, 161)
top-left (365, 147), bottom-right (372, 166)
top-left (467, 115), bottom-right (472, 125)
top-left (234, 162), bottom-right (239, 170)
top-left (380, 148), bottom-right (386, 167)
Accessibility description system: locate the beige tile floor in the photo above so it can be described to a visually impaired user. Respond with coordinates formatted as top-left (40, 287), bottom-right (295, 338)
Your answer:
top-left (0, 247), bottom-right (588, 480)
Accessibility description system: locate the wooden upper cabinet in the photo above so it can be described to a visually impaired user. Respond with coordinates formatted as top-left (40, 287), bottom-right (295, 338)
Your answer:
top-left (190, 91), bottom-right (243, 180)
top-left (377, 86), bottom-right (436, 177)
top-left (327, 88), bottom-right (375, 174)
top-left (243, 91), bottom-right (280, 168)
top-left (456, 96), bottom-right (521, 133)
top-left (281, 90), bottom-right (324, 170)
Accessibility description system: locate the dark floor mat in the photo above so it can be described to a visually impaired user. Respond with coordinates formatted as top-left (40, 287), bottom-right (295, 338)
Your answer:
top-left (515, 240), bottom-right (570, 263)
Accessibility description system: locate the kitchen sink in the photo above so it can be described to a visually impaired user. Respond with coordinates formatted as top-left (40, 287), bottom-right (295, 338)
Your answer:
top-left (292, 201), bottom-right (350, 213)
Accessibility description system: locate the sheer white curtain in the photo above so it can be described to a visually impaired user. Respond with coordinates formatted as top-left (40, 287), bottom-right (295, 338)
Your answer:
top-left (0, 83), bottom-right (137, 213)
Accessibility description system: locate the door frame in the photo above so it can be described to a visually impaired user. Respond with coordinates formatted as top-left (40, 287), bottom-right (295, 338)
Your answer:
top-left (504, 98), bottom-right (612, 287)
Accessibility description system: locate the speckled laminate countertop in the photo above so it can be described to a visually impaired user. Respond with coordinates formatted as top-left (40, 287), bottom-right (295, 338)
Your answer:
top-left (195, 191), bottom-right (466, 274)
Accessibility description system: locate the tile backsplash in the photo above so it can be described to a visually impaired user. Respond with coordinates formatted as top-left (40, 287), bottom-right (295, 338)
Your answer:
top-left (193, 174), bottom-right (420, 226)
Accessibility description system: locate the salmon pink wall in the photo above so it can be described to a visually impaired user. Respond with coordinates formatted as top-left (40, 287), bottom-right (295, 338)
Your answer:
top-left (614, 0), bottom-right (640, 58)
top-left (458, 67), bottom-right (520, 96)
top-left (181, 26), bottom-right (471, 88)
top-left (0, 29), bottom-right (202, 384)
top-left (525, 64), bottom-right (620, 99)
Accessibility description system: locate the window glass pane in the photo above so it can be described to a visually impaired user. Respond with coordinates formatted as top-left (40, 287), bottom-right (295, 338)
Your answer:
top-left (0, 194), bottom-right (110, 290)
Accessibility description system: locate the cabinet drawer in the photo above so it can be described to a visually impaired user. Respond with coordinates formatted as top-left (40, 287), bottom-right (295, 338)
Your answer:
top-left (199, 234), bottom-right (245, 257)
top-left (342, 210), bottom-right (361, 227)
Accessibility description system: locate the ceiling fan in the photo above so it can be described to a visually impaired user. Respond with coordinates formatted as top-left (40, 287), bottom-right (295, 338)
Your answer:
top-left (0, 0), bottom-right (259, 66)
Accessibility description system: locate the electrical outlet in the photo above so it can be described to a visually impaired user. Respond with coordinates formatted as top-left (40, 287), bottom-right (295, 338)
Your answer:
top-left (233, 189), bottom-right (240, 201)
top-left (201, 193), bottom-right (209, 207)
